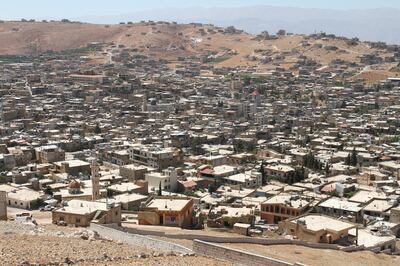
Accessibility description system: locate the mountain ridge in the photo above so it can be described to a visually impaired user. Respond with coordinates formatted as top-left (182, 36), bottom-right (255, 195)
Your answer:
top-left (74, 6), bottom-right (400, 43)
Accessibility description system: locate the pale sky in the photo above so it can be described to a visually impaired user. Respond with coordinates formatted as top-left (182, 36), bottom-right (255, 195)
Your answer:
top-left (2, 0), bottom-right (400, 21)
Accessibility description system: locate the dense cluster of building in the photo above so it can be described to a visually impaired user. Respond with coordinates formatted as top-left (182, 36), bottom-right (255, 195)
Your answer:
top-left (1, 25), bottom-right (400, 254)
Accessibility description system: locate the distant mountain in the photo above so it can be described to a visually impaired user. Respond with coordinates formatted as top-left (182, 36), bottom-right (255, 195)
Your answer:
top-left (78, 6), bottom-right (400, 44)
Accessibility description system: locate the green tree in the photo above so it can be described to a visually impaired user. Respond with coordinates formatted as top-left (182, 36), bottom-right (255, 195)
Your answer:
top-left (94, 123), bottom-right (101, 134)
top-left (243, 75), bottom-right (251, 86)
top-left (183, 190), bottom-right (197, 197)
top-left (158, 181), bottom-right (162, 196)
top-left (234, 140), bottom-right (245, 153)
top-left (260, 161), bottom-right (267, 184)
top-left (208, 179), bottom-right (218, 193)
top-left (345, 154), bottom-right (351, 166)
top-left (351, 148), bottom-right (358, 166)
top-left (324, 162), bottom-right (331, 178)
top-left (190, 138), bottom-right (203, 155)
top-left (303, 152), bottom-right (322, 171)
top-left (44, 186), bottom-right (53, 196)
top-left (31, 198), bottom-right (45, 209)
top-left (0, 176), bottom-right (8, 184)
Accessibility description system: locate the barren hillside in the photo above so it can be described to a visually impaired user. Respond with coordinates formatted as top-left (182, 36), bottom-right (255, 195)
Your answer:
top-left (1, 21), bottom-right (399, 83)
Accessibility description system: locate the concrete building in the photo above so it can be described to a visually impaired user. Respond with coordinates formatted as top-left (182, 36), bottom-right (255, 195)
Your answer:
top-left (145, 167), bottom-right (178, 193)
top-left (110, 193), bottom-right (148, 211)
top-left (279, 214), bottom-right (357, 244)
top-left (260, 194), bottom-right (313, 224)
top-left (119, 164), bottom-right (149, 181)
top-left (138, 197), bottom-right (193, 228)
top-left (7, 189), bottom-right (44, 210)
top-left (378, 161), bottom-right (400, 180)
top-left (389, 208), bottom-right (400, 224)
top-left (128, 144), bottom-right (181, 170)
top-left (264, 164), bottom-right (295, 181)
top-left (52, 199), bottom-right (121, 227)
top-left (222, 170), bottom-right (262, 188)
top-left (107, 181), bottom-right (148, 196)
top-left (35, 145), bottom-right (65, 164)
top-left (69, 74), bottom-right (106, 85)
top-left (54, 160), bottom-right (91, 176)
top-left (316, 197), bottom-right (363, 223)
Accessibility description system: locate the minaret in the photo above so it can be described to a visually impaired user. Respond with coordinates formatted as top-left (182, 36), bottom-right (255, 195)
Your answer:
top-left (0, 191), bottom-right (7, 221)
top-left (91, 160), bottom-right (100, 200)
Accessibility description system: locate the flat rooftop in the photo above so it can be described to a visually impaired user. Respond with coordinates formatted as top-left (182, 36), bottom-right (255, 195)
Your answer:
top-left (147, 198), bottom-right (191, 212)
top-left (54, 159), bottom-right (90, 168)
top-left (319, 197), bottom-right (362, 212)
top-left (292, 215), bottom-right (356, 232)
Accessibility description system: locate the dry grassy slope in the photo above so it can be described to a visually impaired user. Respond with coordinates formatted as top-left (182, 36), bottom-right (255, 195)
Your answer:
top-left (1, 21), bottom-right (399, 82)
top-left (0, 22), bottom-right (379, 59)
top-left (0, 22), bottom-right (127, 54)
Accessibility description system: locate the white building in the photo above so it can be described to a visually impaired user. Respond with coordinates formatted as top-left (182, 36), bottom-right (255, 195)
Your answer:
top-left (223, 170), bottom-right (262, 188)
top-left (145, 167), bottom-right (178, 193)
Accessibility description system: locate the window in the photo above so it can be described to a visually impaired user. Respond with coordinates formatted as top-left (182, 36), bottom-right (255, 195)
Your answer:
top-left (76, 218), bottom-right (80, 224)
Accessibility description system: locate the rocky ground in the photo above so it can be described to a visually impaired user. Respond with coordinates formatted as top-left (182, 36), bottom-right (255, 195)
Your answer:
top-left (0, 221), bottom-right (232, 266)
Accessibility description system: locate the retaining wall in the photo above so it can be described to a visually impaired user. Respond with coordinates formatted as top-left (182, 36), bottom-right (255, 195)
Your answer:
top-left (90, 223), bottom-right (192, 254)
top-left (193, 239), bottom-right (295, 266)
top-left (95, 224), bottom-right (378, 254)
top-left (117, 226), bottom-right (344, 250)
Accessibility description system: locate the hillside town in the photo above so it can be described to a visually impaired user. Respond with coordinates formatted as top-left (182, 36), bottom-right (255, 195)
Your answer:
top-left (1, 20), bottom-right (400, 265)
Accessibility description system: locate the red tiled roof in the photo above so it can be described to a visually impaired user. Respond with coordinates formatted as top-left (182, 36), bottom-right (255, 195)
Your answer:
top-left (183, 180), bottom-right (197, 188)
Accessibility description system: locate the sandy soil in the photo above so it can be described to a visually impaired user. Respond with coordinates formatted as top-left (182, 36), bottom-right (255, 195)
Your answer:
top-left (223, 243), bottom-right (400, 266)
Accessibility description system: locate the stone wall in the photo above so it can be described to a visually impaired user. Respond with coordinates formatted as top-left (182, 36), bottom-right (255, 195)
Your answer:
top-left (118, 226), bottom-right (343, 249)
top-left (94, 224), bottom-right (400, 255)
top-left (90, 223), bottom-right (192, 254)
top-left (193, 239), bottom-right (295, 266)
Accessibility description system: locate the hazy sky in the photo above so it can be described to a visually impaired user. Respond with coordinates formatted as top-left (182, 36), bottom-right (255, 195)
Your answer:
top-left (2, 0), bottom-right (400, 20)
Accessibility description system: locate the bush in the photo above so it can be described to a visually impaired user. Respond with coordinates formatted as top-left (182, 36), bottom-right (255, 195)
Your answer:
top-left (183, 190), bottom-right (198, 197)
top-left (31, 198), bottom-right (45, 209)
top-left (0, 176), bottom-right (8, 184)
top-left (44, 186), bottom-right (53, 196)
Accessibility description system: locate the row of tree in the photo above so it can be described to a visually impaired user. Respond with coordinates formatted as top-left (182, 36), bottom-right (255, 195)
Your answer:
top-left (303, 152), bottom-right (323, 170)
top-left (287, 167), bottom-right (306, 185)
